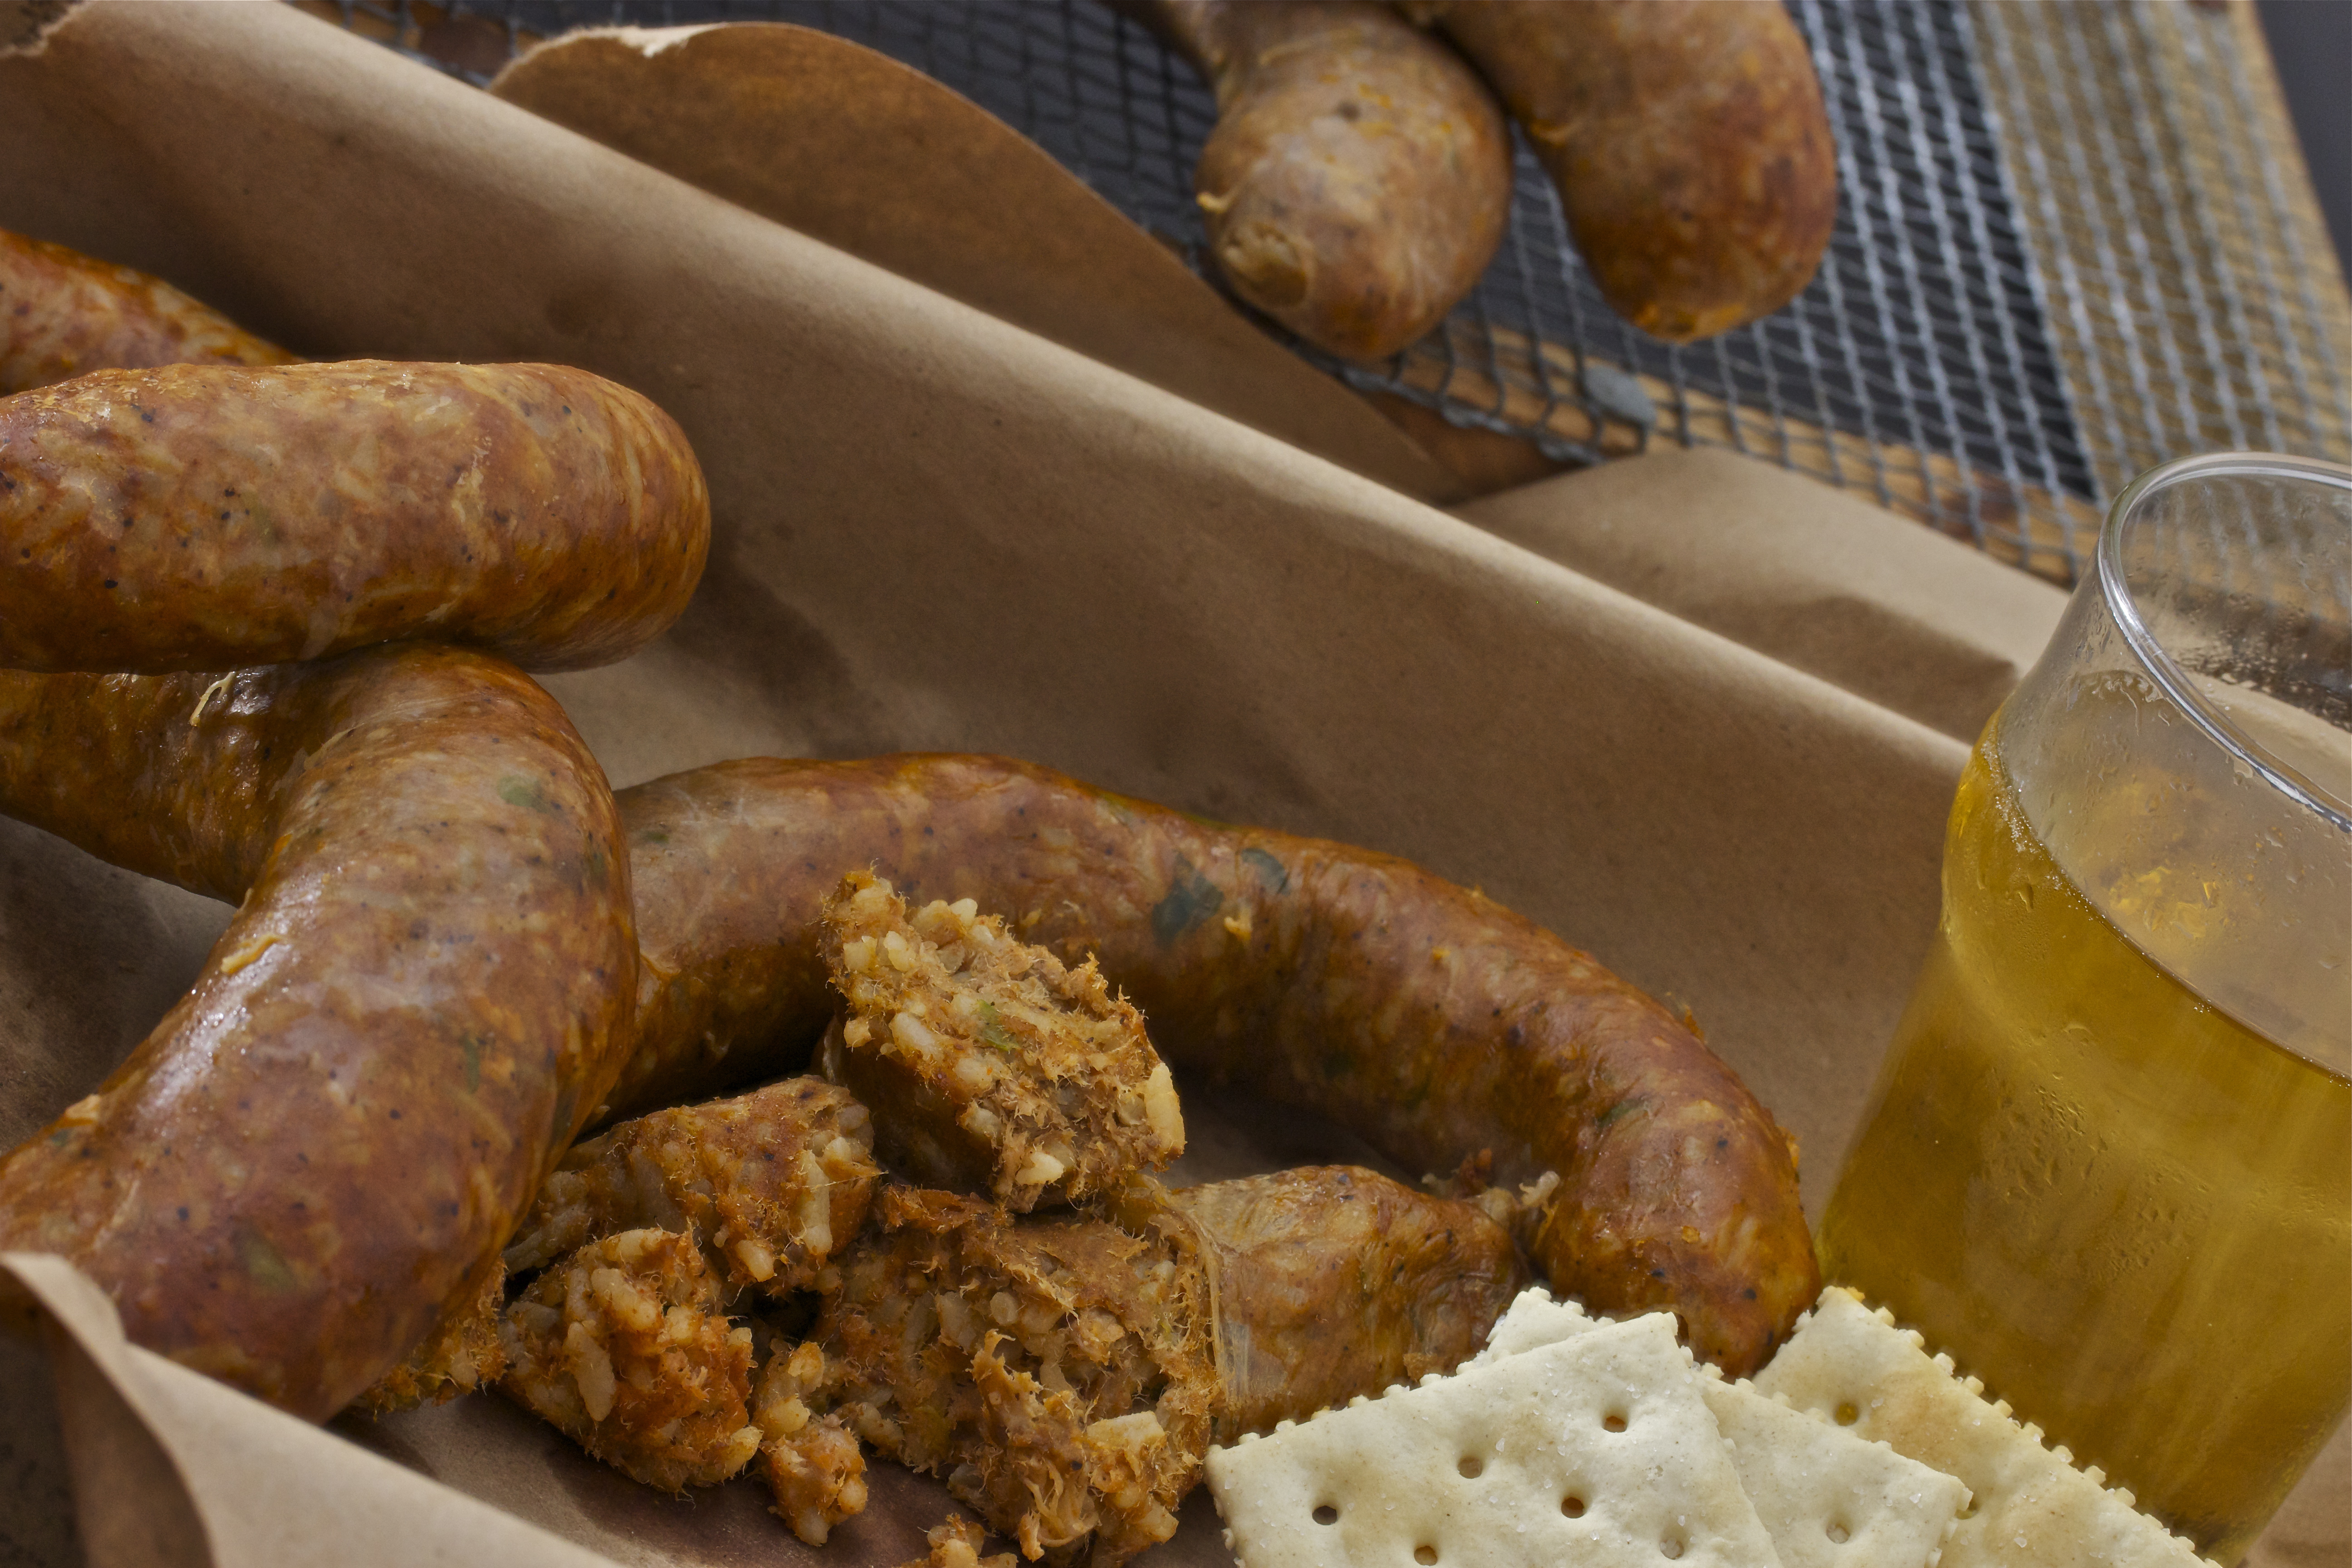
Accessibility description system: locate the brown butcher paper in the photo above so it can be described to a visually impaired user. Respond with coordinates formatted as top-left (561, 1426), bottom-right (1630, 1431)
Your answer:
top-left (0, 3), bottom-right (2337, 1566)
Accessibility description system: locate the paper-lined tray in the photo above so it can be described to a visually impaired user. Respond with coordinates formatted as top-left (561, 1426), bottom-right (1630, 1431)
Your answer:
top-left (0, 4), bottom-right (2337, 1565)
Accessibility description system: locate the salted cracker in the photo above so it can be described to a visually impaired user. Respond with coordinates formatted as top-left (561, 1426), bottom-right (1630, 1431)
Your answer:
top-left (1468, 1283), bottom-right (1599, 1365)
top-left (1750, 1289), bottom-right (2208, 1568)
top-left (1470, 1287), bottom-right (1969, 1568)
top-left (1705, 1382), bottom-right (1968, 1568)
top-left (1204, 1313), bottom-right (1781, 1568)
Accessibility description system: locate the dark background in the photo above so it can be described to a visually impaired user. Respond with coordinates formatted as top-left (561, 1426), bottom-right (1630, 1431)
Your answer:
top-left (2258, 0), bottom-right (2352, 273)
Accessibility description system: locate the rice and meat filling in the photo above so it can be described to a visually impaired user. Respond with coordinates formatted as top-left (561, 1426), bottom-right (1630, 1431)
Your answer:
top-left (488, 1078), bottom-right (882, 1534)
top-left (506, 1075), bottom-right (881, 1301)
top-left (801, 1184), bottom-right (1219, 1566)
top-left (496, 1227), bottom-right (764, 1492)
top-left (897, 1515), bottom-right (1020, 1568)
top-left (819, 871), bottom-right (1185, 1211)
top-left (353, 1255), bottom-right (510, 1414)
top-left (754, 1338), bottom-right (870, 1545)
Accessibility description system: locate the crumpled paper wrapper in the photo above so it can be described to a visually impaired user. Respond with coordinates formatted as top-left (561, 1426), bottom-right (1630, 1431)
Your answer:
top-left (0, 4), bottom-right (2336, 1565)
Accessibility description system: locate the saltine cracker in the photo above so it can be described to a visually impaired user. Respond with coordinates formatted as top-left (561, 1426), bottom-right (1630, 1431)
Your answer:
top-left (1471, 1288), bottom-right (1969, 1568)
top-left (1751, 1289), bottom-right (2208, 1568)
top-left (1204, 1313), bottom-right (1779, 1568)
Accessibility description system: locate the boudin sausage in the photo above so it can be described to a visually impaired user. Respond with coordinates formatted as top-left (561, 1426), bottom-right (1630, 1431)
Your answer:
top-left (0, 225), bottom-right (299, 396)
top-left (610, 755), bottom-right (1818, 1376)
top-left (0, 233), bottom-right (686, 1418)
top-left (1155, 1166), bottom-right (1530, 1437)
top-left (1411, 0), bottom-right (1837, 343)
top-left (806, 1165), bottom-right (1524, 1563)
top-left (0, 360), bottom-right (710, 673)
top-left (0, 647), bottom-right (638, 1418)
top-left (1127, 0), bottom-right (1514, 361)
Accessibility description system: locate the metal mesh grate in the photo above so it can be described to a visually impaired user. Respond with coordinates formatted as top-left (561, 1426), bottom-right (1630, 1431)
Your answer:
top-left (1975, 3), bottom-right (2352, 522)
top-left (311, 0), bottom-right (2352, 586)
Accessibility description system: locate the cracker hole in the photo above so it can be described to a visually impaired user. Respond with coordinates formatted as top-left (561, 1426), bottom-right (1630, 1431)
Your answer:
top-left (1661, 1534), bottom-right (1686, 1560)
top-left (1312, 1506), bottom-right (1339, 1527)
top-left (1415, 1548), bottom-right (1439, 1566)
top-left (1602, 1411), bottom-right (1628, 1433)
top-left (1827, 1523), bottom-right (1851, 1544)
top-left (1834, 1401), bottom-right (1859, 1426)
top-left (1957, 1499), bottom-right (1979, 1521)
top-left (1457, 1456), bottom-right (1483, 1479)
top-left (1562, 1496), bottom-right (1587, 1519)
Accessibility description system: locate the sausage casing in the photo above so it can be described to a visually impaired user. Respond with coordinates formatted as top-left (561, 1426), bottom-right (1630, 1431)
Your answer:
top-left (0, 647), bottom-right (637, 1417)
top-left (1418, 0), bottom-right (1838, 343)
top-left (0, 226), bottom-right (299, 396)
top-left (613, 754), bottom-right (1817, 1375)
top-left (0, 360), bottom-right (710, 673)
top-left (1132, 0), bottom-right (1513, 362)
top-left (1157, 1166), bottom-right (1527, 1437)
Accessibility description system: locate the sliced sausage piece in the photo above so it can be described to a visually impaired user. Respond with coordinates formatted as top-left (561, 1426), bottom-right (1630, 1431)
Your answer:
top-left (612, 754), bottom-right (1818, 1376)
top-left (1129, 0), bottom-right (1514, 361)
top-left (0, 646), bottom-right (637, 1418)
top-left (1415, 0), bottom-right (1838, 343)
top-left (0, 226), bottom-right (299, 395)
top-left (0, 360), bottom-right (710, 673)
top-left (1156, 1165), bottom-right (1528, 1437)
top-left (805, 1167), bottom-right (1519, 1563)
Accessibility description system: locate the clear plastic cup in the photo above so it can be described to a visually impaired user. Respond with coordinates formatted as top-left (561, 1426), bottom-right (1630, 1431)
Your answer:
top-left (1819, 454), bottom-right (2351, 1561)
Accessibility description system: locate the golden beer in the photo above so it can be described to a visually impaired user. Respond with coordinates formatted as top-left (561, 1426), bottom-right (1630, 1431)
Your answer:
top-left (1820, 730), bottom-right (2349, 1560)
top-left (1823, 453), bottom-right (2352, 1562)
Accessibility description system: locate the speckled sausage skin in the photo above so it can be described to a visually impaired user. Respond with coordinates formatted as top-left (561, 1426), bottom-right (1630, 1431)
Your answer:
top-left (0, 360), bottom-right (710, 673)
top-left (0, 647), bottom-right (637, 1418)
top-left (1132, 0), bottom-right (1513, 361)
top-left (1159, 1166), bottom-right (1528, 1438)
top-left (0, 227), bottom-right (299, 396)
top-left (1414, 0), bottom-right (1836, 343)
top-left (613, 755), bottom-right (1817, 1375)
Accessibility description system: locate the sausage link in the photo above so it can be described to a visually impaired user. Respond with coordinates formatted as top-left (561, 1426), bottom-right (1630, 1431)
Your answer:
top-left (0, 360), bottom-right (710, 673)
top-left (1415, 0), bottom-right (1837, 343)
top-left (614, 755), bottom-right (1817, 1375)
top-left (0, 226), bottom-right (299, 396)
top-left (0, 647), bottom-right (637, 1418)
top-left (0, 663), bottom-right (280, 899)
top-left (1130, 0), bottom-right (1513, 361)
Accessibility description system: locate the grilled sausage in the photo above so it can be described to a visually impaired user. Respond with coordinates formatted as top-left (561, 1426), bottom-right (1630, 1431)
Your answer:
top-left (0, 226), bottom-right (299, 395)
top-left (0, 647), bottom-right (638, 1418)
top-left (0, 360), bottom-right (710, 673)
top-left (1412, 0), bottom-right (1837, 343)
top-left (1127, 0), bottom-right (1513, 361)
top-left (612, 755), bottom-right (1817, 1376)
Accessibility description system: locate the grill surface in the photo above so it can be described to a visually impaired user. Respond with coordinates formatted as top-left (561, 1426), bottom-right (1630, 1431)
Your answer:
top-left (318, 0), bottom-right (2352, 585)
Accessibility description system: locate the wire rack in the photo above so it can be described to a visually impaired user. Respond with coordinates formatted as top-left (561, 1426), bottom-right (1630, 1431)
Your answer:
top-left (312, 0), bottom-right (2352, 586)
